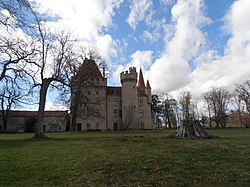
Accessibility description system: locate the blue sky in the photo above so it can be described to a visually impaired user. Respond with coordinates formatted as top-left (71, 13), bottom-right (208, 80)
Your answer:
top-left (4, 0), bottom-right (250, 109)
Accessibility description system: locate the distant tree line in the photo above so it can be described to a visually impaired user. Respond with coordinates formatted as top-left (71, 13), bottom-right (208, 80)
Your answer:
top-left (152, 82), bottom-right (250, 128)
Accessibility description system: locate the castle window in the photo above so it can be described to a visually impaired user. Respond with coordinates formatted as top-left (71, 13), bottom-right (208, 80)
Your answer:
top-left (139, 111), bottom-right (144, 118)
top-left (88, 91), bottom-right (91, 95)
top-left (119, 110), bottom-right (122, 118)
top-left (96, 91), bottom-right (99, 95)
top-left (139, 99), bottom-right (143, 107)
top-left (112, 90), bottom-right (118, 95)
top-left (95, 123), bottom-right (99, 129)
top-left (94, 109), bottom-right (100, 116)
top-left (113, 99), bottom-right (118, 106)
top-left (84, 108), bottom-right (92, 116)
top-left (141, 122), bottom-right (144, 129)
top-left (114, 109), bottom-right (118, 118)
top-left (86, 123), bottom-right (91, 130)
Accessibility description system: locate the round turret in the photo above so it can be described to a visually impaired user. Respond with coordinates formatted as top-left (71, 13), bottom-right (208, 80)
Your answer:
top-left (120, 67), bottom-right (137, 84)
top-left (120, 67), bottom-right (139, 129)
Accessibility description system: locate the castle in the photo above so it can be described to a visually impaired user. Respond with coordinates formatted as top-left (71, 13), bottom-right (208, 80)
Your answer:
top-left (71, 59), bottom-right (153, 131)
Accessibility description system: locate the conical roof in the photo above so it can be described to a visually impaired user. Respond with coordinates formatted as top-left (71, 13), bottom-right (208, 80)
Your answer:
top-left (77, 58), bottom-right (103, 79)
top-left (146, 80), bottom-right (151, 89)
top-left (137, 68), bottom-right (145, 88)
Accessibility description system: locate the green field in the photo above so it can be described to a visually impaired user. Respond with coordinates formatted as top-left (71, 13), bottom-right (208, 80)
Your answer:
top-left (0, 129), bottom-right (250, 187)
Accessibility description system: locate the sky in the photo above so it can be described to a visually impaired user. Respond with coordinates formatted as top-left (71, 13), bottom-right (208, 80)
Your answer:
top-left (16, 0), bottom-right (250, 108)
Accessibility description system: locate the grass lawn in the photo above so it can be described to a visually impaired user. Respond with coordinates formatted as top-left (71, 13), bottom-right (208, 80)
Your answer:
top-left (0, 129), bottom-right (250, 187)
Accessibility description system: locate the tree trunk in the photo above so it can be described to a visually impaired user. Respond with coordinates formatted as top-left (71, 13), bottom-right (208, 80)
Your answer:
top-left (1, 110), bottom-right (7, 132)
top-left (166, 114), bottom-right (171, 128)
top-left (3, 116), bottom-right (7, 132)
top-left (1, 107), bottom-right (10, 133)
top-left (34, 78), bottom-right (52, 138)
top-left (70, 86), bottom-right (82, 131)
top-left (176, 120), bottom-right (210, 138)
top-left (208, 106), bottom-right (211, 128)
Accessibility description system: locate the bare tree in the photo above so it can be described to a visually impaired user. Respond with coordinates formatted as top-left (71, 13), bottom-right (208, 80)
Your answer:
top-left (203, 87), bottom-right (231, 127)
top-left (161, 94), bottom-right (177, 128)
top-left (0, 0), bottom-right (32, 27)
top-left (203, 92), bottom-right (212, 127)
top-left (151, 94), bottom-right (162, 128)
top-left (52, 45), bottom-right (105, 131)
top-left (0, 80), bottom-right (27, 132)
top-left (70, 57), bottom-right (106, 131)
top-left (175, 91), bottom-right (210, 138)
top-left (0, 0), bottom-right (38, 84)
top-left (235, 80), bottom-right (250, 127)
top-left (236, 80), bottom-right (250, 114)
top-left (1, 1), bottom-right (78, 137)
top-left (190, 97), bottom-right (200, 121)
top-left (30, 28), bottom-right (79, 138)
top-left (178, 91), bottom-right (192, 121)
top-left (0, 32), bottom-right (37, 83)
top-left (231, 93), bottom-right (244, 127)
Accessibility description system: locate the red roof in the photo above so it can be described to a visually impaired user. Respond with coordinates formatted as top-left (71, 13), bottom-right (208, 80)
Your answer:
top-left (77, 59), bottom-right (103, 79)
top-left (137, 68), bottom-right (145, 88)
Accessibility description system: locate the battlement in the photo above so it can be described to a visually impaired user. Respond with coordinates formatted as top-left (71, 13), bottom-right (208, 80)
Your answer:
top-left (120, 67), bottom-right (138, 83)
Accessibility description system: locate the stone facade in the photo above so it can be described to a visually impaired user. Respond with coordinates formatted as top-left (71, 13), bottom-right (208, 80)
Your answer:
top-left (0, 110), bottom-right (68, 133)
top-left (71, 59), bottom-right (154, 131)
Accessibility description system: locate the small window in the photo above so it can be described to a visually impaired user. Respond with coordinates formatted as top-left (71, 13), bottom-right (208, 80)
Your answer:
top-left (139, 99), bottom-right (143, 107)
top-left (88, 91), bottom-right (91, 95)
top-left (86, 123), bottom-right (91, 129)
top-left (113, 90), bottom-right (118, 95)
top-left (114, 109), bottom-right (118, 118)
top-left (84, 108), bottom-right (92, 115)
top-left (139, 111), bottom-right (144, 118)
top-left (96, 91), bottom-right (99, 95)
top-left (141, 122), bottom-right (144, 129)
top-left (95, 109), bottom-right (100, 116)
top-left (113, 99), bottom-right (118, 106)
top-left (95, 123), bottom-right (99, 129)
top-left (119, 110), bottom-right (122, 118)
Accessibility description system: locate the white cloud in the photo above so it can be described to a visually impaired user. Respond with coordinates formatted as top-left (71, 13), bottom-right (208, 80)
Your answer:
top-left (130, 50), bottom-right (153, 71)
top-left (36, 0), bottom-right (122, 60)
top-left (112, 50), bottom-right (153, 85)
top-left (148, 0), bottom-right (210, 93)
top-left (143, 30), bottom-right (160, 43)
top-left (151, 0), bottom-right (250, 100)
top-left (185, 0), bottom-right (250, 97)
top-left (223, 0), bottom-right (250, 56)
top-left (148, 55), bottom-right (191, 93)
top-left (96, 34), bottom-right (117, 63)
top-left (167, 0), bottom-right (211, 59)
top-left (142, 15), bottom-right (167, 43)
top-left (127, 0), bottom-right (152, 30)
top-left (160, 0), bottom-right (175, 6)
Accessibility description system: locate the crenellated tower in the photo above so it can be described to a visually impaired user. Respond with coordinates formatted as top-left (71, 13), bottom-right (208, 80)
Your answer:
top-left (120, 67), bottom-right (139, 129)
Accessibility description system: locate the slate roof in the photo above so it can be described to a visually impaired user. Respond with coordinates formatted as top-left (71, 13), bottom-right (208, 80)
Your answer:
top-left (146, 80), bottom-right (151, 89)
top-left (137, 68), bottom-right (145, 88)
top-left (77, 59), bottom-right (103, 79)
